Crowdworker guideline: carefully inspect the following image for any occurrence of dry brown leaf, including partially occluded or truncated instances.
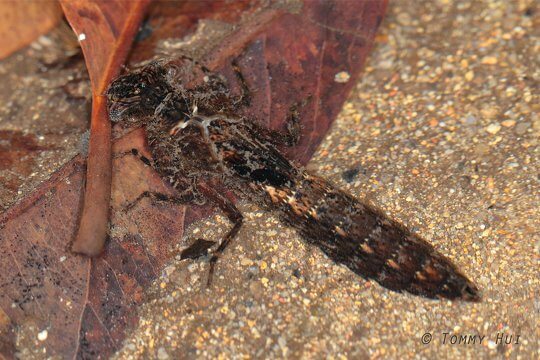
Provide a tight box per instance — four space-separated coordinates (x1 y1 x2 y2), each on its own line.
60 0 151 256
0 1 63 60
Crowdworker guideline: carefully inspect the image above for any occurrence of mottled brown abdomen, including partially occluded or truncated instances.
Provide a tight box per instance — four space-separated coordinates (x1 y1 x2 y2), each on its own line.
260 172 480 301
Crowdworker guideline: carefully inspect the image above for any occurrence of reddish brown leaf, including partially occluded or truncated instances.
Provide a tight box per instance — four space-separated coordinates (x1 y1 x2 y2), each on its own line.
60 0 151 256
0 0 387 357
0 307 15 358
0 129 186 358
0 1 63 60
209 0 386 164
0 131 57 204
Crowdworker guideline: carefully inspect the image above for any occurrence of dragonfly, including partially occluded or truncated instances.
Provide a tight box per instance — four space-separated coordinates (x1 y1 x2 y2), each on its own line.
106 55 480 301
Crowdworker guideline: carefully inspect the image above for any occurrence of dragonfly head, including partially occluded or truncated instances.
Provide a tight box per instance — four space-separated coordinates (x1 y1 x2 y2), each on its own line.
107 61 170 126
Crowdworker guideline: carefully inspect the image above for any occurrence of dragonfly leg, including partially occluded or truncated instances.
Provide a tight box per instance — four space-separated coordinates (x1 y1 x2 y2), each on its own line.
197 183 244 287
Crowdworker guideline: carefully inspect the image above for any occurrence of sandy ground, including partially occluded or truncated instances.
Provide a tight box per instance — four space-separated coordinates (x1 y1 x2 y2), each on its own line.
113 1 539 359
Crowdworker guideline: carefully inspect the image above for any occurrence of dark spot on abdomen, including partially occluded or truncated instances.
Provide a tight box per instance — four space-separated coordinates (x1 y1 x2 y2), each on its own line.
250 168 288 187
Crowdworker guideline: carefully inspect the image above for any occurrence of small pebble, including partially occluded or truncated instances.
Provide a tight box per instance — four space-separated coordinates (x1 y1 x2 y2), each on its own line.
481 56 498 65
515 122 529 135
501 120 516 127
486 123 501 134
37 330 48 341
334 71 351 83
465 114 477 125
157 347 169 360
